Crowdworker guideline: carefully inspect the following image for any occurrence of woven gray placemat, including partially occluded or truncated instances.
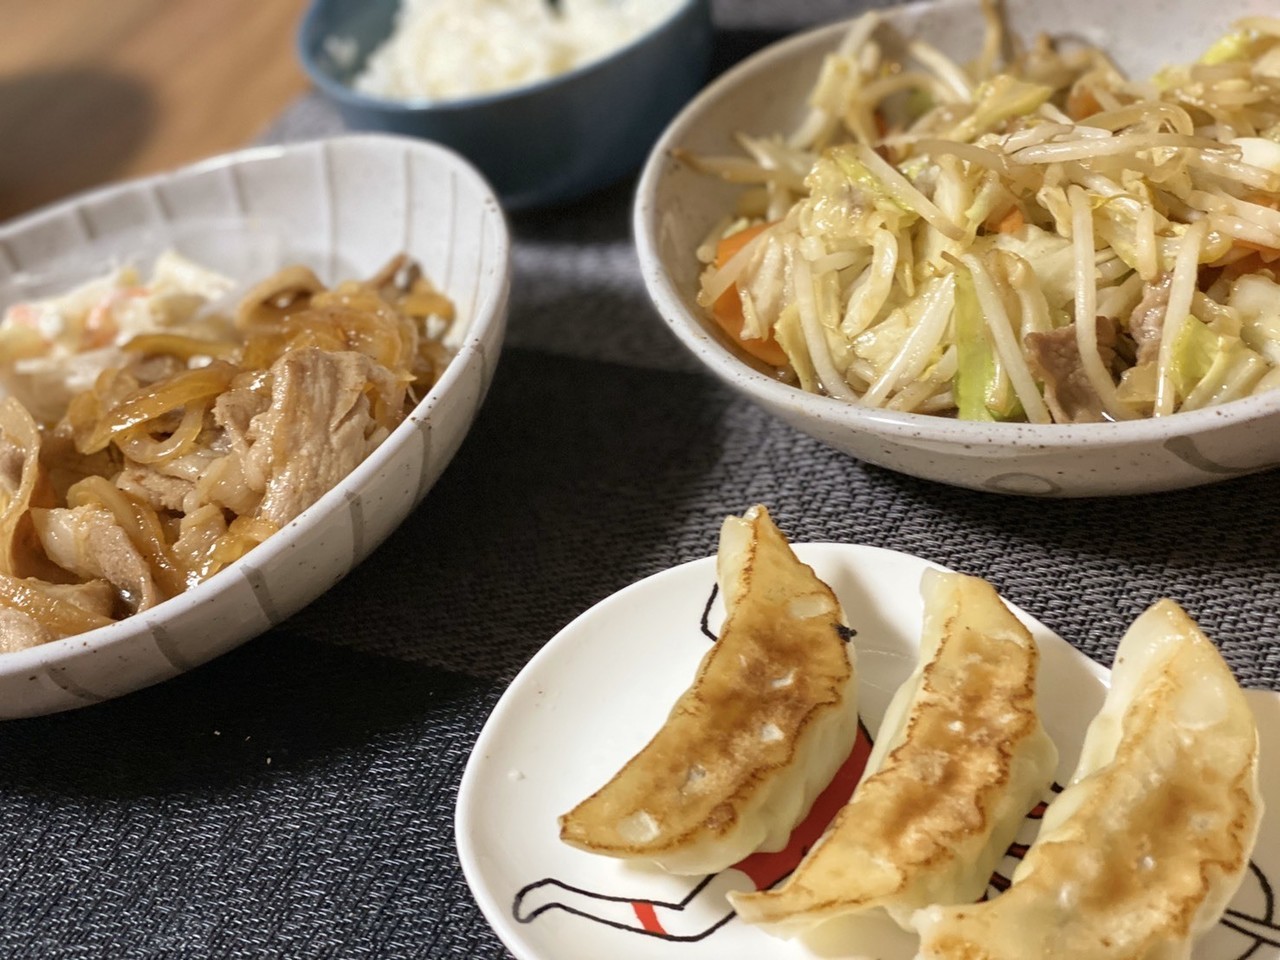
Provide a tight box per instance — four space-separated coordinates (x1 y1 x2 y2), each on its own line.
296 347 1280 690
1 2 1278 958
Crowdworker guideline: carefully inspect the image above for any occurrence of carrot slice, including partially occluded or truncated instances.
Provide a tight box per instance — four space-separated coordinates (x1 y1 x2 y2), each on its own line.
1066 87 1102 121
711 224 789 367
873 109 889 140
987 206 1025 234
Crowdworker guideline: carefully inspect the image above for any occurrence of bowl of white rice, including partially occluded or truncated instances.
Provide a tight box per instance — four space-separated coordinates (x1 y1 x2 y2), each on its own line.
299 0 713 209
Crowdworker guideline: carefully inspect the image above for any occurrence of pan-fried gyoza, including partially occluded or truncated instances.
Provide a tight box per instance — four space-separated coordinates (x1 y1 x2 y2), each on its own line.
559 505 859 875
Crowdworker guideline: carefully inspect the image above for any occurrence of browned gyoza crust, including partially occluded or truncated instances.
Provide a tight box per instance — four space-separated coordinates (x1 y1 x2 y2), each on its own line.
730 571 1057 935
558 505 857 875
914 600 1262 960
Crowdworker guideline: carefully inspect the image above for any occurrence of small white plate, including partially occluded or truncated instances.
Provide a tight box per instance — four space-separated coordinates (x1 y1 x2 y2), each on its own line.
456 544 1280 960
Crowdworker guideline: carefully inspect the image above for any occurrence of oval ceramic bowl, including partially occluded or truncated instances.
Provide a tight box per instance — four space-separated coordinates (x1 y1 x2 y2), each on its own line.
635 0 1280 497
0 134 510 718
298 0 713 210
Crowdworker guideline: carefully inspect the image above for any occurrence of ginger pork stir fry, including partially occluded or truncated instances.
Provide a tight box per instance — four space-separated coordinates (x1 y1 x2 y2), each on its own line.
688 8 1280 422
0 253 455 651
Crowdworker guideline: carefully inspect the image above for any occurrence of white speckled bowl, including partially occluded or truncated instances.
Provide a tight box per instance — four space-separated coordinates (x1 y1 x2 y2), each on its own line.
635 0 1280 497
0 134 509 717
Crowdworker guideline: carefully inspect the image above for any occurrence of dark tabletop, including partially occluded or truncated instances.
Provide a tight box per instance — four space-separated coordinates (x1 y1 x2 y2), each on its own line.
2 1 1279 957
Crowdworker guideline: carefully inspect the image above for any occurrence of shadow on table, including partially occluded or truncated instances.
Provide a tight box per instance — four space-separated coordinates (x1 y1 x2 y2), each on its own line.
283 348 736 679
0 68 155 221
0 636 495 799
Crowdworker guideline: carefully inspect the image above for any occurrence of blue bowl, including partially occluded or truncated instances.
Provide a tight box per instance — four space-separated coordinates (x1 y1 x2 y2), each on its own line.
298 0 713 210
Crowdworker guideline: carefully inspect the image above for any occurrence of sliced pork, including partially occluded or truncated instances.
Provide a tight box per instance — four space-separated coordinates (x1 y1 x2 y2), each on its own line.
0 579 115 653
32 505 163 612
242 348 403 526
1025 317 1119 424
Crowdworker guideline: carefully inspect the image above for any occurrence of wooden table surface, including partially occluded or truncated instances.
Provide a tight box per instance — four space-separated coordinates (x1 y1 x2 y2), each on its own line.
0 0 313 222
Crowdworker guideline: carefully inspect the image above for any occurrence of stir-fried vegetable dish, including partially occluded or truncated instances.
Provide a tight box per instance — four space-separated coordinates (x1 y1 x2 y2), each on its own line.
0 253 455 651
687 6 1280 423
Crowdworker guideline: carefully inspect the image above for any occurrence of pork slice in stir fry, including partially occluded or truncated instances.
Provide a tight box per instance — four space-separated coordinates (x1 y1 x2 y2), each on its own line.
115 463 195 514
0 254 457 649
0 399 52 579
31 504 165 613
0 606 52 653
1024 317 1120 424
244 348 406 527
0 580 114 653
116 421 230 516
